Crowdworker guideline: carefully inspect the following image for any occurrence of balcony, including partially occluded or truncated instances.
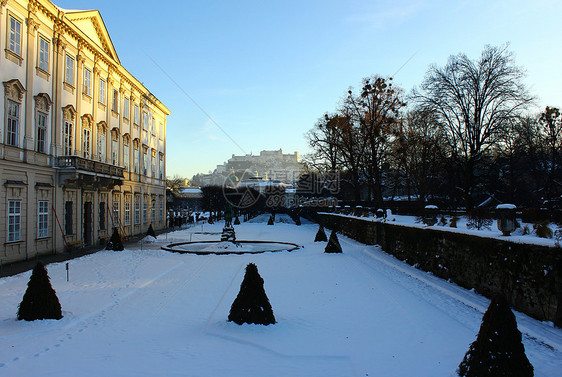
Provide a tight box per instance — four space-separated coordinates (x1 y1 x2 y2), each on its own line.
55 155 125 188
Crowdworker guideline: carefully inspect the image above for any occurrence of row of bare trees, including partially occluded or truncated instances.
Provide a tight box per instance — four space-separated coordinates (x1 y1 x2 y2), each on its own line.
305 44 561 210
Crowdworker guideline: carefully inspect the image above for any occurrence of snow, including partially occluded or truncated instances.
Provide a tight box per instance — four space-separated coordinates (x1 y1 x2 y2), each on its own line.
322 212 560 247
0 216 560 376
496 204 517 210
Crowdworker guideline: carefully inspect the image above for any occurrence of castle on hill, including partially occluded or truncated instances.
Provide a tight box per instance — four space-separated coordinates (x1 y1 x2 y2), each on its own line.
192 149 304 187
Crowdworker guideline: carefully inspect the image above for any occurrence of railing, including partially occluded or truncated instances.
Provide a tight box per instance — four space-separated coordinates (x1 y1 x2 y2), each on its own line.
55 155 125 178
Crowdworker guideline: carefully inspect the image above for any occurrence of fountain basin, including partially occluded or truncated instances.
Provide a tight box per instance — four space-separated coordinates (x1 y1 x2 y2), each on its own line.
162 240 301 255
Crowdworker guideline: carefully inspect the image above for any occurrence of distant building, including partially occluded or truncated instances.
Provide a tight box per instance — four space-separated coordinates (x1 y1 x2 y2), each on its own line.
0 0 170 264
193 149 304 187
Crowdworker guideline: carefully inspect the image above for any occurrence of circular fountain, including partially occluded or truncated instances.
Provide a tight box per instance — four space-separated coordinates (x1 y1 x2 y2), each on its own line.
161 240 301 255
161 224 301 255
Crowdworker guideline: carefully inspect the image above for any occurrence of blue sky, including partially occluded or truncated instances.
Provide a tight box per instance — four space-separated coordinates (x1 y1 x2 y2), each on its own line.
55 0 562 179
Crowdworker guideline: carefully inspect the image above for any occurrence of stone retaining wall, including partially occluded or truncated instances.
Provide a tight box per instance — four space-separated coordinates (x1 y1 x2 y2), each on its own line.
313 212 562 326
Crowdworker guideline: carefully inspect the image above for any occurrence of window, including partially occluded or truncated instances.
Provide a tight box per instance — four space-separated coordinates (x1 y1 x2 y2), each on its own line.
36 112 47 153
63 120 73 155
151 150 156 177
7 100 20 146
83 68 91 96
143 148 149 176
8 15 21 56
38 201 49 238
123 97 130 119
133 143 140 174
111 130 119 165
123 137 130 171
64 201 73 235
8 200 21 242
159 198 164 221
134 104 139 124
134 195 140 225
143 197 148 224
151 116 155 135
99 201 106 230
124 195 131 226
159 122 164 138
142 111 149 130
151 200 156 222
112 90 119 112
159 154 164 180
99 79 106 104
98 127 106 162
65 55 74 85
38 37 49 71
83 128 90 159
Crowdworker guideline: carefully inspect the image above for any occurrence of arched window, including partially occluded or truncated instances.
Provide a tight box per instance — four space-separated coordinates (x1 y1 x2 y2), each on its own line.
34 93 51 153
97 122 106 162
81 115 93 159
3 79 26 147
62 105 76 156
111 128 119 165
123 134 130 171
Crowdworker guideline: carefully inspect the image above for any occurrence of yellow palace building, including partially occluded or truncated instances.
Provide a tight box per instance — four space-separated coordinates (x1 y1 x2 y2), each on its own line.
0 0 170 264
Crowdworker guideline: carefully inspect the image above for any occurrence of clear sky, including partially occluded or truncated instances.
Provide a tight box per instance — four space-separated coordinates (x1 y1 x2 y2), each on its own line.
55 0 562 179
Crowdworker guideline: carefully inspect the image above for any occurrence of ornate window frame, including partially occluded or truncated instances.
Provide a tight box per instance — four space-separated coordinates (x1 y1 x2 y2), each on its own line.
81 114 93 159
34 93 51 153
97 121 107 162
4 79 25 147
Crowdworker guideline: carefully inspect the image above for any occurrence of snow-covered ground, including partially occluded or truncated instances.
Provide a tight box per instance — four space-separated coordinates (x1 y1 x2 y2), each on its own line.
1 214 560 377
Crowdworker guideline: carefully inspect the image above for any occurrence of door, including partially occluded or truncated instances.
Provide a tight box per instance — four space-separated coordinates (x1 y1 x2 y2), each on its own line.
84 202 92 246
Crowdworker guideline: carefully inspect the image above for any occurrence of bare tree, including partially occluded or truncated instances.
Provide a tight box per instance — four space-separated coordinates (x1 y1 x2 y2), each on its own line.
413 44 534 209
538 106 562 204
392 108 444 203
305 113 343 173
166 174 186 196
344 76 405 207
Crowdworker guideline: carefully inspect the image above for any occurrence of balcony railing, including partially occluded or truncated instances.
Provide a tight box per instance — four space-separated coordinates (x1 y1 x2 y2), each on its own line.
55 155 125 178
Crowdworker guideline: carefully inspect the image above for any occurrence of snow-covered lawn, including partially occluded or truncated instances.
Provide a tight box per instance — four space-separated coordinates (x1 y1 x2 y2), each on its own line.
1 215 560 377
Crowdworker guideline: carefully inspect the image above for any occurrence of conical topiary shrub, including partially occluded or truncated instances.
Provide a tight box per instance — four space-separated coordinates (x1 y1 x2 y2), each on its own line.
325 230 343 253
294 216 301 225
234 216 240 225
458 295 533 377
146 223 157 238
106 227 124 251
267 215 275 225
228 263 276 325
315 225 328 242
17 262 62 321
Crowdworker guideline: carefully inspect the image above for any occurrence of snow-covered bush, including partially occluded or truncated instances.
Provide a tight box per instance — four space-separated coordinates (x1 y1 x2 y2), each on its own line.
106 227 124 251
18 262 63 321
466 209 492 230
228 263 276 325
449 216 459 228
458 295 533 377
314 225 327 242
325 230 343 253
533 221 553 239
146 223 157 239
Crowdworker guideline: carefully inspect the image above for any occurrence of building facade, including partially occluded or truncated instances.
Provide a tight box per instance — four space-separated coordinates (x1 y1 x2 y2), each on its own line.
0 0 170 264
